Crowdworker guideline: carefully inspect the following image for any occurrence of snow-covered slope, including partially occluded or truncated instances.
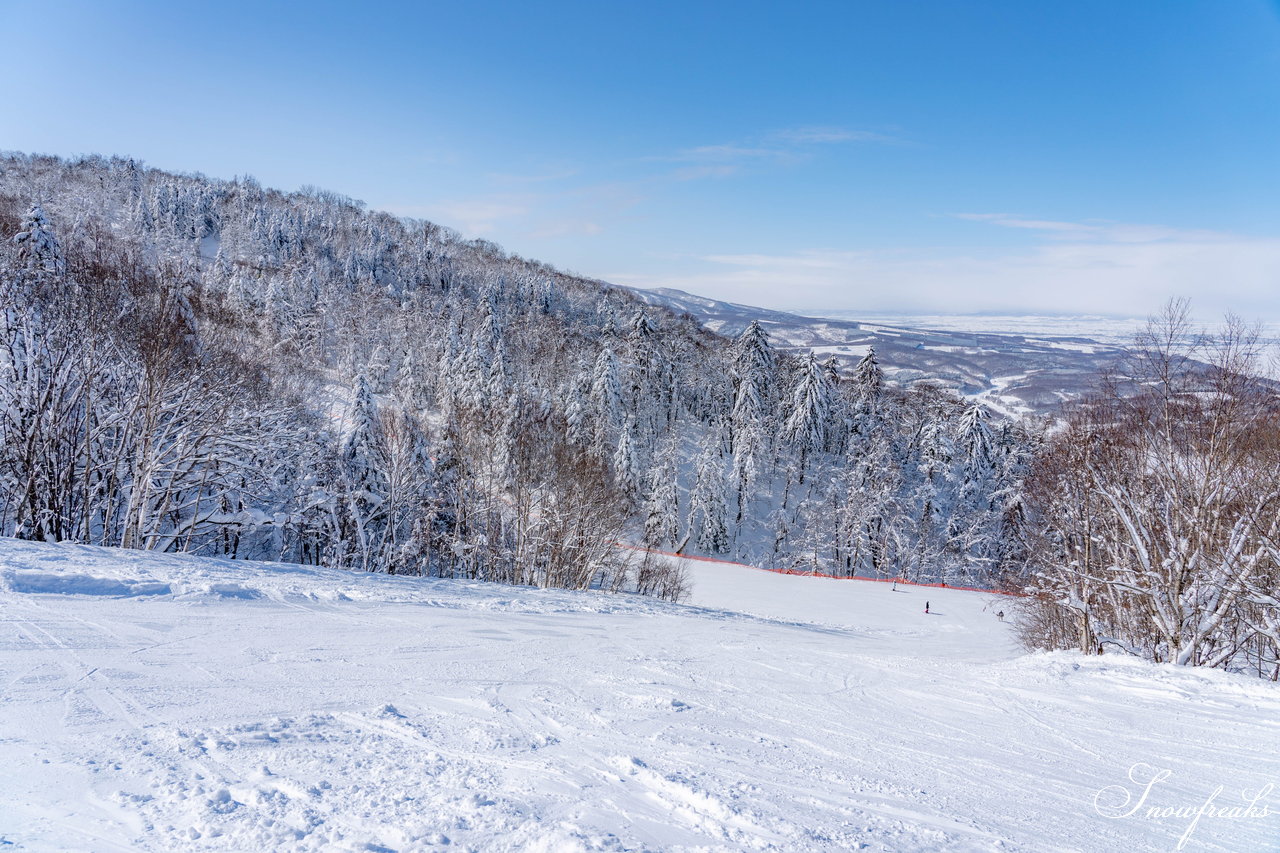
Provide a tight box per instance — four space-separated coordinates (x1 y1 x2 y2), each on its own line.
626 287 1127 417
2 539 1277 851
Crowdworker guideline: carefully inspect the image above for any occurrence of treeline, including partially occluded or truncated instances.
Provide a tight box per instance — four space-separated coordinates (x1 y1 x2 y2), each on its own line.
1 153 1029 602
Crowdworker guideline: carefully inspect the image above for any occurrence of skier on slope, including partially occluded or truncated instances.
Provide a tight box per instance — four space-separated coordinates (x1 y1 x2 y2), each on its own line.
925 601 930 615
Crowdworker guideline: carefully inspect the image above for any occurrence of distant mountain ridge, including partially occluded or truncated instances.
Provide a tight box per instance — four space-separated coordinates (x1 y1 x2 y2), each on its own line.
625 286 1126 417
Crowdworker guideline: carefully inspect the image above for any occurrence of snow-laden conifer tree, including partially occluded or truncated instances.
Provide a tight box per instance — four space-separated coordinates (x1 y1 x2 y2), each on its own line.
790 482 845 574
564 373 593 447
477 299 509 405
907 411 954 580
340 376 388 570
782 352 833 480
852 347 883 401
589 348 623 458
731 425 760 527
821 355 847 455
688 437 730 554
643 438 681 548
956 403 994 500
12 205 64 276
837 438 904 578
612 417 640 498
626 310 670 443
730 320 775 444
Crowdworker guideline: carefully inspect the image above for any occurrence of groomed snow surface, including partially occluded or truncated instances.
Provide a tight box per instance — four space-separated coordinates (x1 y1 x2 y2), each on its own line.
2 540 1277 852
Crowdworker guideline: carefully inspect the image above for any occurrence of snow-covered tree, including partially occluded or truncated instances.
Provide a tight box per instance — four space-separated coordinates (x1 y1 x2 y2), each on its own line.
589 347 623 458
340 376 388 569
782 353 833 479
687 438 729 554
643 439 681 548
12 205 65 275
730 320 775 443
612 417 640 498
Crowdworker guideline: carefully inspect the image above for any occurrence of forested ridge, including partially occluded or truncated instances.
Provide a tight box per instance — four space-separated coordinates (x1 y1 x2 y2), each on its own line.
0 152 1031 601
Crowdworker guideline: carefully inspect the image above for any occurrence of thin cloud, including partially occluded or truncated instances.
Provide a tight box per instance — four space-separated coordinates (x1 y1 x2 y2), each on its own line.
669 164 742 181
396 179 643 240
953 213 1227 243
390 124 904 249
656 144 794 164
406 196 531 236
953 213 1101 234
526 219 605 239
767 126 897 145
655 125 896 171
485 168 580 184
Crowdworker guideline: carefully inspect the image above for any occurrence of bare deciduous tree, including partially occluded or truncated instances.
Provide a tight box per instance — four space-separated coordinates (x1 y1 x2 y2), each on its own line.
1018 301 1280 678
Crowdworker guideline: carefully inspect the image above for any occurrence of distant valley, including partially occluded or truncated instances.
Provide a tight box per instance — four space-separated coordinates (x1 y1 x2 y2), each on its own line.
627 287 1129 418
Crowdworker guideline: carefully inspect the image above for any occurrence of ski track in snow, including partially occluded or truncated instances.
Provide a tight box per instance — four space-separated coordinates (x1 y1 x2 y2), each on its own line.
1 539 1278 851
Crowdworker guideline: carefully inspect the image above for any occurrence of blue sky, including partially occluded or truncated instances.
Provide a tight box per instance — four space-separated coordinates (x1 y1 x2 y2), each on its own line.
4 1 1280 319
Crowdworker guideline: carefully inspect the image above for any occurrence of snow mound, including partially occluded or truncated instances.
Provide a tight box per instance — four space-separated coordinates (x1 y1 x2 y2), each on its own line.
3 570 171 597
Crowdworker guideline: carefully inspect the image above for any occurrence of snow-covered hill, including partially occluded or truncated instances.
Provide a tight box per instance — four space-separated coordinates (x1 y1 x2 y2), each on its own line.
2 539 1277 851
625 287 1126 417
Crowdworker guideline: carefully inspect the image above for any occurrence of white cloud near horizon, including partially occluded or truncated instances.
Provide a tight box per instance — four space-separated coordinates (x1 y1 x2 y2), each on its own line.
612 218 1280 321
